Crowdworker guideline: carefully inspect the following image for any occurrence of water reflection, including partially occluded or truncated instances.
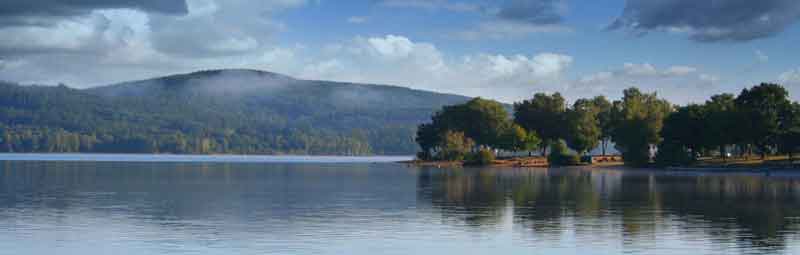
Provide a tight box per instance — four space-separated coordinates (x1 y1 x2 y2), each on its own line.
3 160 800 254
416 167 800 253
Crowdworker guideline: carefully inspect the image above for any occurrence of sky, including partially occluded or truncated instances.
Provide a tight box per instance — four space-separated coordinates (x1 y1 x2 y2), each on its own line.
0 0 799 104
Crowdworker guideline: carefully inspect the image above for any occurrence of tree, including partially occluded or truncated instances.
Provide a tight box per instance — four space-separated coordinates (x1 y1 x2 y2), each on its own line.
415 123 439 159
427 98 511 150
778 103 800 160
612 88 672 166
658 104 706 162
438 130 474 161
703 94 737 161
497 123 527 154
497 123 541 156
734 83 791 159
513 92 566 155
565 99 601 155
592 96 614 155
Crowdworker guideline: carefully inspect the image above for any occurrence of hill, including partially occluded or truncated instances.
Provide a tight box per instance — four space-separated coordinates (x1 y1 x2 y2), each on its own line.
0 69 470 155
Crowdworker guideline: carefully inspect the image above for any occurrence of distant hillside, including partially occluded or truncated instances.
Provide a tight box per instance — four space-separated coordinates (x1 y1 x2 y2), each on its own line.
0 69 470 155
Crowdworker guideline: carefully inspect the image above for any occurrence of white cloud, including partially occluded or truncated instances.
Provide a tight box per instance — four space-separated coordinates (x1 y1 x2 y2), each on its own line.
780 68 800 85
365 35 417 59
699 73 721 83
0 14 102 52
571 63 719 104
289 35 573 102
622 63 659 76
664 65 697 76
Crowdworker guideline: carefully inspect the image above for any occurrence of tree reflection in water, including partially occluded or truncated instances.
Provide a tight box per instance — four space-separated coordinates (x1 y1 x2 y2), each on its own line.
416 166 800 252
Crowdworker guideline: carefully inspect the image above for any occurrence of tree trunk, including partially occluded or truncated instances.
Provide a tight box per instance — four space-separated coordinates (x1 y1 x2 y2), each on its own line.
540 143 548 157
720 145 727 163
601 140 607 156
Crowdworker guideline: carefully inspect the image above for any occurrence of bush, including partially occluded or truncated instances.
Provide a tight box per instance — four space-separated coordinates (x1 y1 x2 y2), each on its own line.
548 140 581 166
654 141 692 166
467 148 496 166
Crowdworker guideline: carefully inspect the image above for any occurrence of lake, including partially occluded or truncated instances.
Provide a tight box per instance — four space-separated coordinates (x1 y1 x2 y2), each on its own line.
2 154 800 254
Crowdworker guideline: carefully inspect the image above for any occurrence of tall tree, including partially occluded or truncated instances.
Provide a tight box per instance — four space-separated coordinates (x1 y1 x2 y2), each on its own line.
658 104 706 163
734 83 791 159
565 99 601 155
612 88 672 166
513 92 566 155
703 94 736 160
591 96 614 155
778 103 800 160
415 123 439 159
430 97 510 149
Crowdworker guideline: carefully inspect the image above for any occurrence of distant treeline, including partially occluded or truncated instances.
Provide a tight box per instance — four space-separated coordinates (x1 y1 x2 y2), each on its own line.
0 75 463 155
416 83 800 166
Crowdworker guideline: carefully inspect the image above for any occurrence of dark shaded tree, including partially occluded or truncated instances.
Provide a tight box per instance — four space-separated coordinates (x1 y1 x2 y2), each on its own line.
592 96 614 155
513 92 566 155
565 99 601 155
703 94 737 160
611 88 672 166
734 83 791 159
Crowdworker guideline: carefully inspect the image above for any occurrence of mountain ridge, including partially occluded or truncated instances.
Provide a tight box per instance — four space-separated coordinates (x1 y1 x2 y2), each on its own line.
0 69 473 155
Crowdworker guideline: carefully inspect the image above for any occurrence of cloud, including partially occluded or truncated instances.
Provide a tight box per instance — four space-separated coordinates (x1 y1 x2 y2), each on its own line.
0 0 187 27
0 0 309 86
380 0 571 40
451 20 571 40
609 0 800 42
491 0 567 25
780 68 800 85
295 35 572 102
148 0 306 57
571 63 720 103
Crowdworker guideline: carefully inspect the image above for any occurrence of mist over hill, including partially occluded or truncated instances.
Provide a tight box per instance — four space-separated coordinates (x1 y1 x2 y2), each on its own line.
0 69 470 155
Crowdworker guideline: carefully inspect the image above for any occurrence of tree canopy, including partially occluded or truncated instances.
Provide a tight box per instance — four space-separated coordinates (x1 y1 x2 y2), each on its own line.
564 99 601 155
513 92 566 155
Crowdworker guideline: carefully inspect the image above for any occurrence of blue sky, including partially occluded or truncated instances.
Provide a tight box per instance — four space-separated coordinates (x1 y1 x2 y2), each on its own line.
0 0 799 104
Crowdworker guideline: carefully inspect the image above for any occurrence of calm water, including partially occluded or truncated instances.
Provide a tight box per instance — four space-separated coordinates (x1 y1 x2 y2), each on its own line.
2 155 800 254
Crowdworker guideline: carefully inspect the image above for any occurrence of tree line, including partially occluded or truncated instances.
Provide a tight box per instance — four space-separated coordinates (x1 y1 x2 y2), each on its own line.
416 83 799 166
0 80 431 155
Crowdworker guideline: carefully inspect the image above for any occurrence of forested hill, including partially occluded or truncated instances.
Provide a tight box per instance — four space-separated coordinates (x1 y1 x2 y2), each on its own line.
0 69 470 155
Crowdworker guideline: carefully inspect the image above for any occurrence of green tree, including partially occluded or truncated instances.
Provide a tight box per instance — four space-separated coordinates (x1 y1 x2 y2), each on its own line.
734 83 791 159
658 104 706 162
497 123 527 154
415 123 439 160
513 92 566 155
497 123 540 156
428 98 510 150
703 94 737 160
438 130 474 161
591 96 614 155
565 99 601 155
612 88 672 166
778 103 800 160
